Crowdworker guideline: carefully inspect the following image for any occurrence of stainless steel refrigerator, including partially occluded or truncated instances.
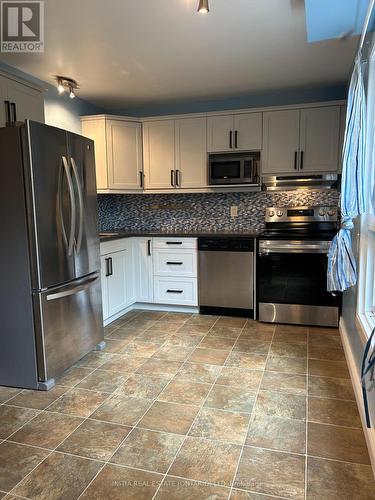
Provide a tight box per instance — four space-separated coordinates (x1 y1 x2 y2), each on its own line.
0 120 104 390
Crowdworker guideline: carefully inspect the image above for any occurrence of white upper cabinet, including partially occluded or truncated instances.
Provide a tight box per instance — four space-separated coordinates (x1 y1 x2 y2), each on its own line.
82 117 108 190
299 107 340 173
143 120 175 189
233 113 262 151
262 109 300 174
106 120 143 189
207 115 234 152
0 73 44 127
175 117 207 188
263 106 340 175
81 116 143 192
207 112 262 152
5 78 44 123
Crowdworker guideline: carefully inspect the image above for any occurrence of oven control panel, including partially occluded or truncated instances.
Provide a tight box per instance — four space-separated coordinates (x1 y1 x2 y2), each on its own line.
265 206 338 223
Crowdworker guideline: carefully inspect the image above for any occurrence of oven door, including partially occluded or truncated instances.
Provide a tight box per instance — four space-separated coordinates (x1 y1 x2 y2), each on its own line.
257 240 340 327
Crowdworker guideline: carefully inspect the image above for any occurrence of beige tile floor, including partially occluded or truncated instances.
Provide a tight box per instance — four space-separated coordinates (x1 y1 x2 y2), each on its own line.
0 310 374 499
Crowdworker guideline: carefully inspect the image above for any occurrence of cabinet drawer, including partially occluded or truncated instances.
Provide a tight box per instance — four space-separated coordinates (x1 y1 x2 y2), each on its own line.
100 238 130 256
153 237 197 249
153 249 197 277
153 277 198 306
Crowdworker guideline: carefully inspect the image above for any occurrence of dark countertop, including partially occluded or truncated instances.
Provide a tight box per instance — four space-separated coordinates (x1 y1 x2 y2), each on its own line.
99 230 262 242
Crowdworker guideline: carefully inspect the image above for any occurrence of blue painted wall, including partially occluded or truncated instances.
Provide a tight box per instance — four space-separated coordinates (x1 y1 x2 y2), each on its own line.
112 84 347 117
0 61 347 123
0 60 105 132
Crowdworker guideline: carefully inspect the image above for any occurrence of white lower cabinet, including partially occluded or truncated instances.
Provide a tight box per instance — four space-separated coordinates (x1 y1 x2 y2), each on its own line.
154 277 197 306
105 249 128 318
100 238 135 322
100 236 198 323
153 249 197 277
152 238 198 306
134 238 154 303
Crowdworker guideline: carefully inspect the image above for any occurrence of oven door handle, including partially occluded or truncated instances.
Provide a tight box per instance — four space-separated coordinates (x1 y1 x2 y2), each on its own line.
259 243 330 254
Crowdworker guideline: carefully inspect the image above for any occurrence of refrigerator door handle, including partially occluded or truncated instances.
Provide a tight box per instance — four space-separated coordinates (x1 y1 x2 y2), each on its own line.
60 156 76 256
46 273 99 301
70 157 84 254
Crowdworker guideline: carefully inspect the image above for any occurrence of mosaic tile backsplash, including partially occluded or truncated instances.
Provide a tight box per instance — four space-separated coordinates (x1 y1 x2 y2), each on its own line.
97 190 340 233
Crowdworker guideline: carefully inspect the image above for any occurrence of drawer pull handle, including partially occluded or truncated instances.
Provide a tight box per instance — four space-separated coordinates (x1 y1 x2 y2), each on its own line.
166 289 183 294
166 242 183 245
166 261 183 265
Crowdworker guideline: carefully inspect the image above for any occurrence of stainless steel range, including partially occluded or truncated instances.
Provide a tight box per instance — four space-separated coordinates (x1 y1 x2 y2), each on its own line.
257 206 341 327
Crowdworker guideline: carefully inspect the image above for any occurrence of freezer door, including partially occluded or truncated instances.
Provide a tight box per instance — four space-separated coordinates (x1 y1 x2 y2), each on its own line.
68 132 100 278
26 121 76 289
34 272 103 381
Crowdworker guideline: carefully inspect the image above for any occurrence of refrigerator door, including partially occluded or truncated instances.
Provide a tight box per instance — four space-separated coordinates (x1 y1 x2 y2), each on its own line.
26 121 76 289
34 272 103 382
68 132 100 278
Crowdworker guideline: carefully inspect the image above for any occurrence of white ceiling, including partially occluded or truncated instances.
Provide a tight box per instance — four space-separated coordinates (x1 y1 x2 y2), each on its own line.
0 0 358 110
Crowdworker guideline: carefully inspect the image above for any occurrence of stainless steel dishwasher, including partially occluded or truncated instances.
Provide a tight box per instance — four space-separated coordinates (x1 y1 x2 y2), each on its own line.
198 238 255 317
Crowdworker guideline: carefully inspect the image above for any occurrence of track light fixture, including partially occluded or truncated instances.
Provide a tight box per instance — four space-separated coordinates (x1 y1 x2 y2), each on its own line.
198 0 209 14
54 76 79 98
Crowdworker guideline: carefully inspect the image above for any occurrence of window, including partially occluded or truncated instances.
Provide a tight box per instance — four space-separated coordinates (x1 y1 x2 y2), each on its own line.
357 215 375 336
357 36 375 338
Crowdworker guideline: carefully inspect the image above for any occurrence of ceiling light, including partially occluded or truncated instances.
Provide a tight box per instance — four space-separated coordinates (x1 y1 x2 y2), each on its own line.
198 0 209 14
54 76 79 98
57 79 65 94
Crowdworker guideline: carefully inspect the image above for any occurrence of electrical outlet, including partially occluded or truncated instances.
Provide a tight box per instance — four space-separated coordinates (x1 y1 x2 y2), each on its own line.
230 205 238 218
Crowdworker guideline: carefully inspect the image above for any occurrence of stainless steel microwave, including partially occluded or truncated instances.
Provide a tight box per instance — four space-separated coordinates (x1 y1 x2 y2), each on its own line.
208 152 261 185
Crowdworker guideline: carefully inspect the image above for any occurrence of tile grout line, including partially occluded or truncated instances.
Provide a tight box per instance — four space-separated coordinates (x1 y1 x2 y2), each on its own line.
2 313 166 499
1 315 360 499
228 321 276 499
150 314 243 500
76 311 197 500
305 327 310 500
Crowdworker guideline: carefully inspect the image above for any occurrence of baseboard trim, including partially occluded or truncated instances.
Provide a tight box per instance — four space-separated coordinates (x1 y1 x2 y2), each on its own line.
103 302 199 325
340 318 375 476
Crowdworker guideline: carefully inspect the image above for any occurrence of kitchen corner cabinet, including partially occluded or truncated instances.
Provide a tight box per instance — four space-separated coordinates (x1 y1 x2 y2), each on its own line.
262 106 340 175
207 112 262 152
81 116 143 192
0 73 44 127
